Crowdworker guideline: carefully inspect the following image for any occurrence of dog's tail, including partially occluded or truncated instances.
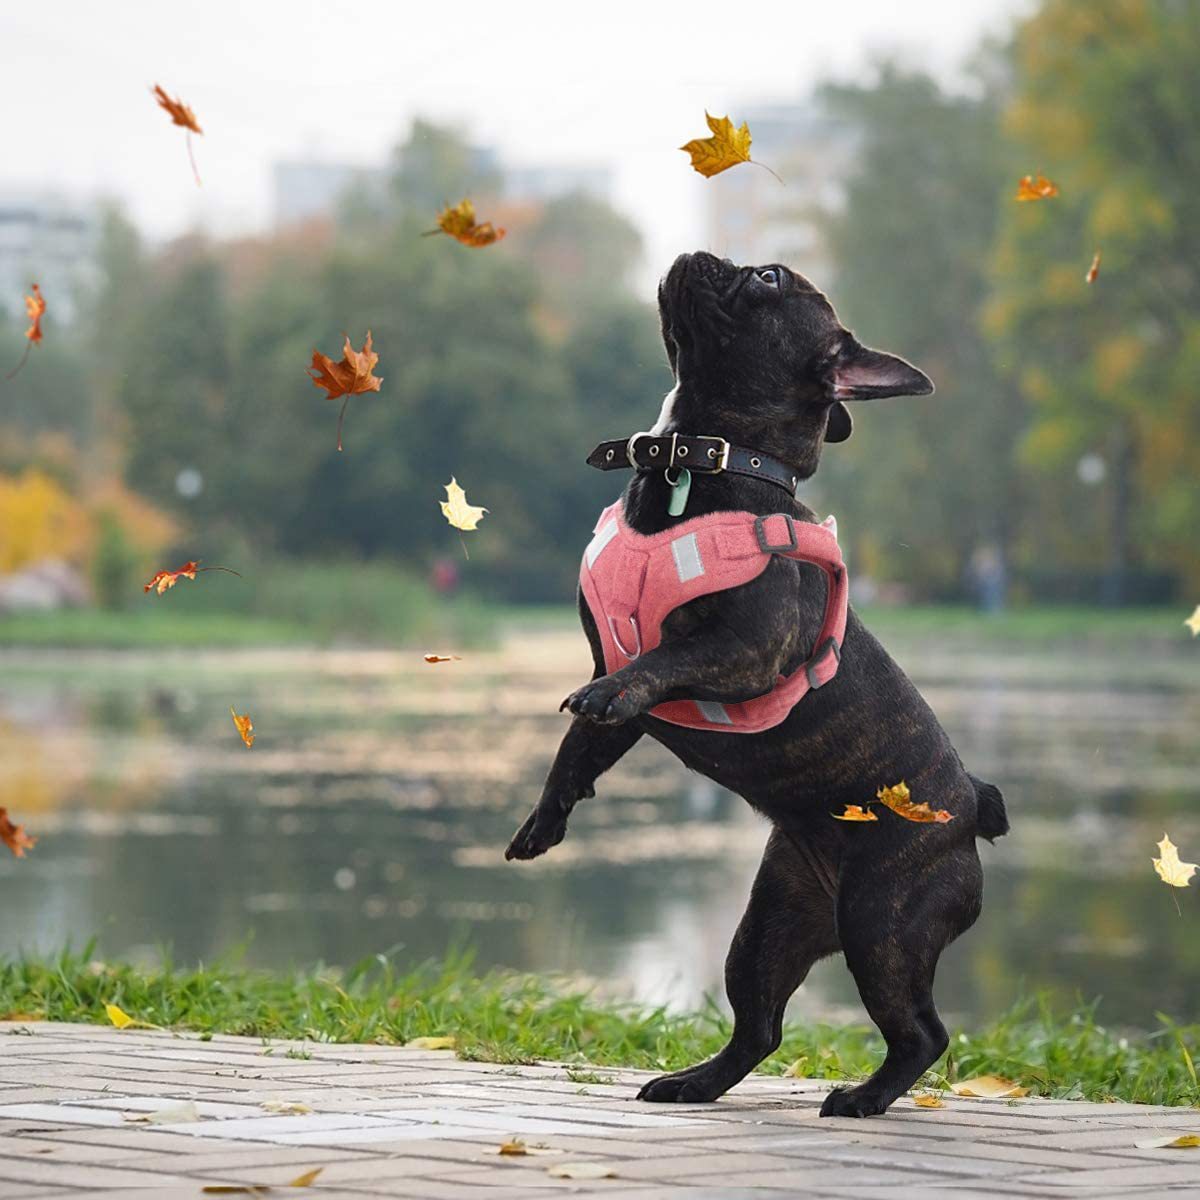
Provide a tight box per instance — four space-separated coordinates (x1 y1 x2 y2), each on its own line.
970 774 1009 842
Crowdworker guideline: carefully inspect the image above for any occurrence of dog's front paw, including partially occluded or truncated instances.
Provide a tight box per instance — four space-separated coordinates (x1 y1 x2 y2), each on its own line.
638 1067 723 1104
505 802 569 861
562 675 644 724
819 1085 889 1118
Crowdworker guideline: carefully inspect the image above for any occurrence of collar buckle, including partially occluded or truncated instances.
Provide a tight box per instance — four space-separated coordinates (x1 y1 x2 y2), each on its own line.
691 436 730 474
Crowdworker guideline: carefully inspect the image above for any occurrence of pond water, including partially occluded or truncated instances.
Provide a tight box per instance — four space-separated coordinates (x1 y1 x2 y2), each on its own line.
2 624 1198 1030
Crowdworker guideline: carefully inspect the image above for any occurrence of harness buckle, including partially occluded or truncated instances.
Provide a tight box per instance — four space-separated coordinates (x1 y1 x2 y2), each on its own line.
805 636 841 689
754 513 798 554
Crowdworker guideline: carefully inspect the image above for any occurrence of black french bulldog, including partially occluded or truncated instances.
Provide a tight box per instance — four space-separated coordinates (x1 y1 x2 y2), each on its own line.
506 251 1007 1118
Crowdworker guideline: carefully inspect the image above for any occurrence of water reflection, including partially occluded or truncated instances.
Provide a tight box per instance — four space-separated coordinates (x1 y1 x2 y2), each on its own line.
1 629 1198 1029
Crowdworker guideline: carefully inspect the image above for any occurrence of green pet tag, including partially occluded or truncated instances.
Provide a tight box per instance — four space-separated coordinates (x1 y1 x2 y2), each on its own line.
667 467 692 516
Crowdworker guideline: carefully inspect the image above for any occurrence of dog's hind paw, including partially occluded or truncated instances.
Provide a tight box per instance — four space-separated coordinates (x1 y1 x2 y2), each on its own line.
562 675 643 724
819 1085 890 1118
504 803 569 861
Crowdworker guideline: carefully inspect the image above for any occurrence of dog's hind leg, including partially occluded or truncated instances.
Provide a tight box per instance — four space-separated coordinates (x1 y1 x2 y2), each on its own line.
819 842 983 1118
639 827 839 1103
505 717 642 861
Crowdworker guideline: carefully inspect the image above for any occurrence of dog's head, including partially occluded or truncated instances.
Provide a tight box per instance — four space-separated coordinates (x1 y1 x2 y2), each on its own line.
657 251 932 474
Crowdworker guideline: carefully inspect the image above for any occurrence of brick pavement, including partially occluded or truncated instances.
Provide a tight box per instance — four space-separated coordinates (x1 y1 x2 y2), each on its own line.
2 1022 1199 1198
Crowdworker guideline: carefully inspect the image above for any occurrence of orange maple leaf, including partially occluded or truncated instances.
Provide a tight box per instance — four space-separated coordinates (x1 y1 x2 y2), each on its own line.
876 781 954 824
6 283 46 379
832 804 879 822
1015 173 1058 201
425 200 506 248
230 707 255 748
423 653 463 663
1085 251 1101 284
0 808 37 858
143 560 241 595
307 331 383 451
152 84 203 185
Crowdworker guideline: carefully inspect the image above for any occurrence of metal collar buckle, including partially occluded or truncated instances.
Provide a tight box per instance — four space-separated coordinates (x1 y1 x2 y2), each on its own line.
626 431 653 468
691 437 730 474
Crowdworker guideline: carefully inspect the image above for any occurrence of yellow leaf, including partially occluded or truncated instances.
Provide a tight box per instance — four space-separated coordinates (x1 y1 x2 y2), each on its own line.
547 1163 619 1179
105 1003 135 1029
1135 1133 1200 1149
231 707 255 749
1185 606 1200 637
123 1100 201 1124
1014 173 1059 201
680 112 753 178
439 478 487 532
913 1092 945 1108
287 1168 324 1187
407 1035 456 1050
782 1057 808 1077
876 781 954 824
498 1137 527 1156
950 1074 1029 1099
1153 834 1197 888
259 1100 313 1115
832 804 878 822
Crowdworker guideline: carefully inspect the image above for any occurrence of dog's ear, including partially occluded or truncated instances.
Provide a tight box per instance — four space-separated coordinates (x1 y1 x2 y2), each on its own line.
828 338 933 401
824 401 853 442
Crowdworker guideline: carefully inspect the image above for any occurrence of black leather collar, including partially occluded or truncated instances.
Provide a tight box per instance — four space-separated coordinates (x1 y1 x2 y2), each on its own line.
586 432 800 498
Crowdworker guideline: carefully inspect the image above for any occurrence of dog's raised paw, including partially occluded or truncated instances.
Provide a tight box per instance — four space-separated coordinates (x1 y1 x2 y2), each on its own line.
504 804 568 861
819 1085 888 1118
562 676 641 724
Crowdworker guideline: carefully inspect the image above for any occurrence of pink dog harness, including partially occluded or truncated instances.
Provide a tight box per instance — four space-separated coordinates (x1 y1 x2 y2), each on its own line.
579 501 849 733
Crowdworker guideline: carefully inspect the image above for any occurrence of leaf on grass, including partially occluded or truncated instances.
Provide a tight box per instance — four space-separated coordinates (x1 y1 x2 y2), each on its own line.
876 781 954 824
1184 606 1200 637
498 1137 527 1156
681 112 753 178
1015 173 1058 201
423 653 462 663
1135 1133 1200 1149
949 1074 1028 1099
832 804 878 822
307 331 383 451
406 1035 456 1050
123 1100 201 1124
913 1092 945 1108
105 1003 136 1029
0 808 37 858
259 1100 313 1115
547 1163 619 1179
231 708 255 749
1086 251 1101 284
440 478 487 532
1153 834 1197 888
782 1057 808 1077
426 199 506 247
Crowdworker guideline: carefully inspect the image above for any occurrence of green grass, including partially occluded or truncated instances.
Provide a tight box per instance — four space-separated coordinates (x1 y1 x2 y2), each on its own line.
3 949 1198 1107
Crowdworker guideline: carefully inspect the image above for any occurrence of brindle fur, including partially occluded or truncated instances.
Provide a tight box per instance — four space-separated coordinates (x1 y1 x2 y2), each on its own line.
506 252 1008 1118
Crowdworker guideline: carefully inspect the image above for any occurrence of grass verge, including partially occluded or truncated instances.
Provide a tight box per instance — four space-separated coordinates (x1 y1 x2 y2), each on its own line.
2 950 1198 1107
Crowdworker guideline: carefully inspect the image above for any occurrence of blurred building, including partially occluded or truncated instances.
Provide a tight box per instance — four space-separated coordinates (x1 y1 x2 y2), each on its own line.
272 161 388 228
503 164 612 203
0 189 100 325
702 100 857 283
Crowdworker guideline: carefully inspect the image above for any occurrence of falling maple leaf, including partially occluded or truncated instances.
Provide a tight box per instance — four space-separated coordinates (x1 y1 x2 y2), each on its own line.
681 112 754 178
913 1092 945 1109
5 284 46 379
307 331 383 451
425 199 506 247
143 560 240 595
440 478 487 560
1153 834 1197 888
1015 173 1059 201
876 782 954 824
423 653 462 663
1184 606 1200 637
1085 251 1101 284
231 707 255 748
832 804 879 822
152 84 203 186
949 1075 1028 1099
0 808 36 858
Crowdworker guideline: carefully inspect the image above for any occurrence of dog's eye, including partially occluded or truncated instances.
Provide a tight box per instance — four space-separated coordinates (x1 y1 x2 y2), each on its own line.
757 268 779 287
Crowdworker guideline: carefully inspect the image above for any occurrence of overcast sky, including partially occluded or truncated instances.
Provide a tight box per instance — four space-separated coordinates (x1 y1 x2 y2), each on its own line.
3 0 1027 298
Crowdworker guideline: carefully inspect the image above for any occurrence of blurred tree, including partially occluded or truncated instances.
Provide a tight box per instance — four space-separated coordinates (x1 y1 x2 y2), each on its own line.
987 0 1200 600
816 64 1015 602
390 118 504 216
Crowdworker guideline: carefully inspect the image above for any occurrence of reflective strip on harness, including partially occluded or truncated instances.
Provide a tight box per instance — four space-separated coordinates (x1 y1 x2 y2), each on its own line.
586 517 619 567
693 700 733 725
671 532 704 582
